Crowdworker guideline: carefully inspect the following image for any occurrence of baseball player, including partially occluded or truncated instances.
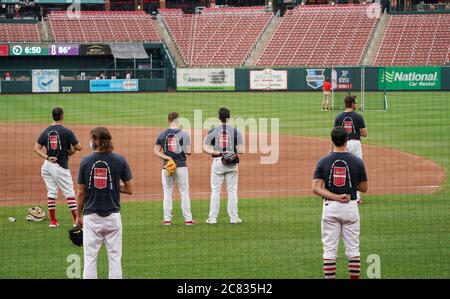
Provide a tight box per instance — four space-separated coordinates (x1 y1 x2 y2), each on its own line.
312 126 368 279
334 95 367 204
76 127 133 279
322 77 332 111
154 112 196 226
203 107 243 224
33 107 81 228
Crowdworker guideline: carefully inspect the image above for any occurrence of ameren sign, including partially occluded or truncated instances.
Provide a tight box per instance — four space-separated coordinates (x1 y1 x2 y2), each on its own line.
379 67 441 90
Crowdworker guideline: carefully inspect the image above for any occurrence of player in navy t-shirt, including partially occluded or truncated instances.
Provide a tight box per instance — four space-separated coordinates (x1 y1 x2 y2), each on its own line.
312 126 368 279
76 127 133 279
334 95 368 203
154 112 196 226
34 107 81 228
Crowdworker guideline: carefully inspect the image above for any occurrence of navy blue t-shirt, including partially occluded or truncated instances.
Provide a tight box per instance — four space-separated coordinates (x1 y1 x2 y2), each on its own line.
204 124 243 154
155 128 190 167
78 152 132 217
37 124 79 169
313 152 367 201
334 111 366 140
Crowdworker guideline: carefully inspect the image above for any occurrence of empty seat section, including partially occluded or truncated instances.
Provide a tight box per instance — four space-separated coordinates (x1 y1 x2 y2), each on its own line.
47 11 161 43
374 14 450 66
161 8 273 67
256 4 379 67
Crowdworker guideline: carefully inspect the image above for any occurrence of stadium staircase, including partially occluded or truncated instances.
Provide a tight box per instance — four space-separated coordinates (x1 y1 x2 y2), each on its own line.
38 20 53 42
157 15 186 67
363 13 390 66
244 11 282 66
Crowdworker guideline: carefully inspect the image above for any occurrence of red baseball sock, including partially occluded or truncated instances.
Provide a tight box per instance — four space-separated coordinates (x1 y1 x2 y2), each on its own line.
323 259 336 279
47 198 56 221
67 197 77 221
349 256 361 279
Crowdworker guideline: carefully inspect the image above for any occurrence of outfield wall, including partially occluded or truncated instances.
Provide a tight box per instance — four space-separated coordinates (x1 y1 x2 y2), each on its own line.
0 66 448 93
179 66 448 92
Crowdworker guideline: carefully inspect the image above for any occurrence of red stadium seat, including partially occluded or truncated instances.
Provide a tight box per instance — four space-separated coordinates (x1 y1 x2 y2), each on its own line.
256 4 379 67
0 23 40 42
374 14 450 66
161 8 273 67
47 11 161 43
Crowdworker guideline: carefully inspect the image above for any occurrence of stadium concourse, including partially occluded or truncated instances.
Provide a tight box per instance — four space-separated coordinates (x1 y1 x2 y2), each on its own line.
0 3 449 67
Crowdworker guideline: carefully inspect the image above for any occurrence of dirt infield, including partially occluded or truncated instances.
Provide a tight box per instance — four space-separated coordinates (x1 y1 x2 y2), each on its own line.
0 123 445 206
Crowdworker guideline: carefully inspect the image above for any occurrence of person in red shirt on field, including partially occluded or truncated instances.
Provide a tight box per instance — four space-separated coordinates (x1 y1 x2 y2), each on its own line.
4 71 12 81
322 78 332 111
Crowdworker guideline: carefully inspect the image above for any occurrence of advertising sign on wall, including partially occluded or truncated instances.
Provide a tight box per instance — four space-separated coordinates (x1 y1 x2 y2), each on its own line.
305 69 325 90
80 44 112 56
331 69 353 90
378 67 441 90
32 69 59 93
0 45 8 56
176 68 235 91
90 79 139 92
249 69 287 90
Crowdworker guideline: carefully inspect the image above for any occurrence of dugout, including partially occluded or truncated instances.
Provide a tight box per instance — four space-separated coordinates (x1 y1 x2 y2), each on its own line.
0 42 175 93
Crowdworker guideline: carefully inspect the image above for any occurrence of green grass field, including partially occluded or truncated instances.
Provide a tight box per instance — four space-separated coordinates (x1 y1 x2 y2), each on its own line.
0 91 449 278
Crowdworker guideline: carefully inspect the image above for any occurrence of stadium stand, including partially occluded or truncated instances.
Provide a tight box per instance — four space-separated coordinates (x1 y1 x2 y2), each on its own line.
201 6 268 14
161 8 273 67
158 8 184 16
373 14 450 66
256 4 380 67
47 11 161 43
0 23 40 42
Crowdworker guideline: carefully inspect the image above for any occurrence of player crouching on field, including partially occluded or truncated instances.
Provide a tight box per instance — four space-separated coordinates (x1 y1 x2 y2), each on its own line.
76 127 133 279
312 126 368 279
154 112 197 226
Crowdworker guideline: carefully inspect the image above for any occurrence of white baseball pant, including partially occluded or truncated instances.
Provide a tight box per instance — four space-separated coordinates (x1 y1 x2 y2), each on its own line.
83 212 122 279
41 160 76 198
208 158 239 221
161 167 193 222
346 139 362 159
321 200 360 260
346 139 363 200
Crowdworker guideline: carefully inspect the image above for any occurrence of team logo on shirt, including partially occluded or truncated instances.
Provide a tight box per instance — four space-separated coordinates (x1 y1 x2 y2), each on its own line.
342 117 354 134
49 135 59 150
165 133 181 153
88 160 113 190
94 167 108 189
333 166 347 187
47 131 61 151
219 130 229 149
168 136 177 152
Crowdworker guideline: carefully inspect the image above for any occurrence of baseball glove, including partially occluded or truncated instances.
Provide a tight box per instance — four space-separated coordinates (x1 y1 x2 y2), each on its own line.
67 145 76 156
26 206 46 222
221 152 239 166
68 225 83 247
163 158 177 176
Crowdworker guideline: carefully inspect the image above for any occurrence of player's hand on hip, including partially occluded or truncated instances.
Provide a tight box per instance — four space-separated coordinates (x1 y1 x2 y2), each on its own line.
48 157 58 163
335 194 351 203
